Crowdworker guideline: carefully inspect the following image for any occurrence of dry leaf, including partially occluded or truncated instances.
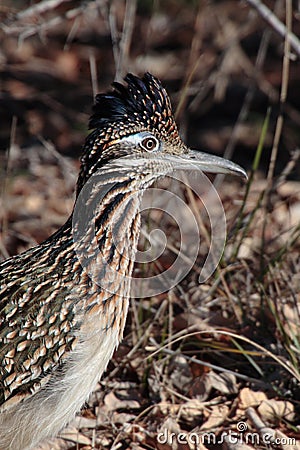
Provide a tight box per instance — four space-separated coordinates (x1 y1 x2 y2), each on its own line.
208 371 238 395
72 416 97 429
238 388 267 409
157 417 182 450
200 404 229 430
36 438 70 450
189 374 212 401
281 303 300 340
104 391 140 410
170 355 193 390
178 399 205 422
257 399 295 424
112 411 137 424
59 426 91 445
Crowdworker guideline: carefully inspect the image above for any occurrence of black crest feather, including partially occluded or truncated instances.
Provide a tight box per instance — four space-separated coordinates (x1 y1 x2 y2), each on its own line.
89 72 173 130
77 73 183 195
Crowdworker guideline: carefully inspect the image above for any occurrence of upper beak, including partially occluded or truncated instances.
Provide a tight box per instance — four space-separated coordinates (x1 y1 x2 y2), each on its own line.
176 149 248 179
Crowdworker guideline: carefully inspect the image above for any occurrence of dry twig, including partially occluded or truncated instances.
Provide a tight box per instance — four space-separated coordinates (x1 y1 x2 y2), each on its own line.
245 0 300 58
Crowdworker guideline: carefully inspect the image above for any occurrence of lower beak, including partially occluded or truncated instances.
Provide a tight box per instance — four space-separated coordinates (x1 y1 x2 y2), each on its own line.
174 150 247 179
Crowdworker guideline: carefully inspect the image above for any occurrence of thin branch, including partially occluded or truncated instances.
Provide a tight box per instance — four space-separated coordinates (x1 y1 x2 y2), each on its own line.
1 2 97 41
108 1 120 73
115 0 137 81
0 117 17 260
259 0 292 272
275 148 300 189
16 0 71 20
245 0 300 58
89 51 99 100
266 0 292 183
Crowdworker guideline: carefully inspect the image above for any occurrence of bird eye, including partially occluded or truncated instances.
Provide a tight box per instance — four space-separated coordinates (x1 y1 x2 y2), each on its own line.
140 136 159 152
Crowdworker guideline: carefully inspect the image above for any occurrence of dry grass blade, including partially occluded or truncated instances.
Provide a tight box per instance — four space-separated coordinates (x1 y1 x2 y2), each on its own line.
146 329 300 382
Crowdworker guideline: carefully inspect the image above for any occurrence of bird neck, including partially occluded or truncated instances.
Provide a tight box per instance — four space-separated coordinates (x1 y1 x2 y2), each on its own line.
72 170 143 298
71 155 174 298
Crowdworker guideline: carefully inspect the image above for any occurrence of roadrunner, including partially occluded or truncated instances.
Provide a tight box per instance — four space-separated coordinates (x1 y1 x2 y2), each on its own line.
0 73 246 449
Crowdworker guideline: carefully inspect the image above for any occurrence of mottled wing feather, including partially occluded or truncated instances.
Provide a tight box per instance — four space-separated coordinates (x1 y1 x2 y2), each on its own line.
0 241 80 408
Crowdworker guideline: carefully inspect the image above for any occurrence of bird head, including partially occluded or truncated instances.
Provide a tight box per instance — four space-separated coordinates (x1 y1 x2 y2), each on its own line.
76 72 246 194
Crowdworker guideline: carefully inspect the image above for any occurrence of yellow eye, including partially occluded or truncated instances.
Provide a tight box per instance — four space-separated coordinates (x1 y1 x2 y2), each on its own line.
141 136 159 152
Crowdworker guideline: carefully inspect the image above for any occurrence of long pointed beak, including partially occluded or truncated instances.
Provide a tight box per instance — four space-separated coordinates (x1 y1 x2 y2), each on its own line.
179 149 247 179
107 149 247 180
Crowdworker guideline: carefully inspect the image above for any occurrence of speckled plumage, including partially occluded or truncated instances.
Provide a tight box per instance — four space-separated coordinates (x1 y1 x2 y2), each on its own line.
0 73 246 450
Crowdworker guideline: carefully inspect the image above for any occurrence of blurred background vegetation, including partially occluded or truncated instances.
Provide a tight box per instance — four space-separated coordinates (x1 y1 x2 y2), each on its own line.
1 0 300 176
